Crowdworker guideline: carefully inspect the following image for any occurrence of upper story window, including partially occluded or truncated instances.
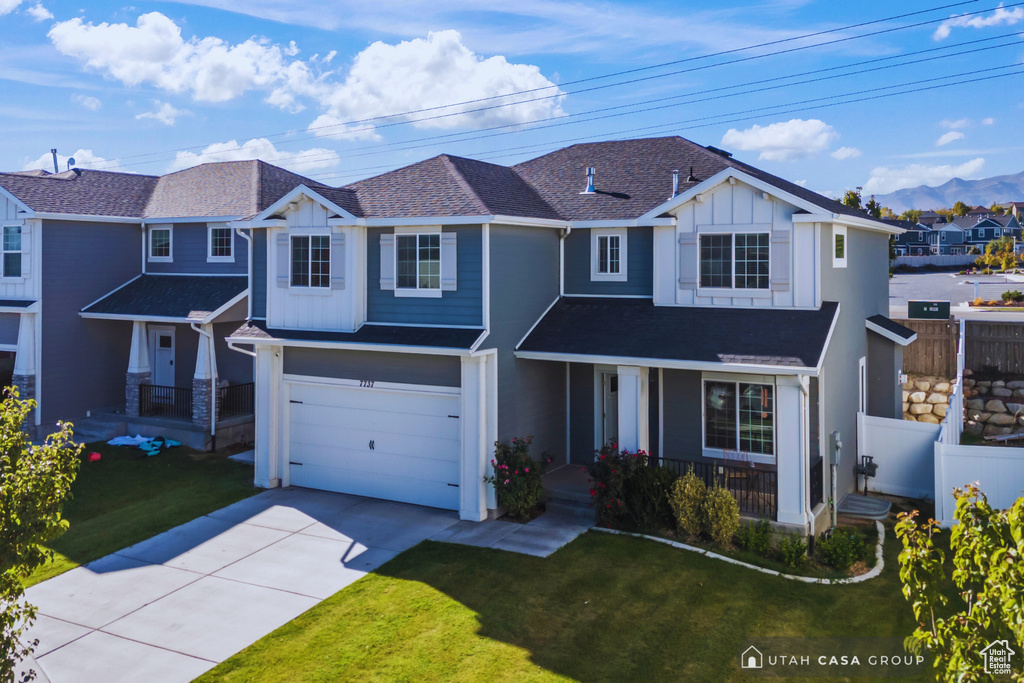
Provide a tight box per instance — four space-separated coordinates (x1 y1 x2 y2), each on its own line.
149 226 172 262
699 233 769 289
598 235 620 274
833 225 847 268
591 228 627 282
397 233 440 290
208 225 233 262
703 379 774 463
291 235 330 288
2 226 21 278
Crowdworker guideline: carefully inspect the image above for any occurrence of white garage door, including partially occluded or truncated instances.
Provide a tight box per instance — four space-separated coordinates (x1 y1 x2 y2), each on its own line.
286 379 461 510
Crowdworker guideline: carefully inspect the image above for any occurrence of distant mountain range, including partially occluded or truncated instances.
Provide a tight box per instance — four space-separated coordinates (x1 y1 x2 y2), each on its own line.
870 170 1024 213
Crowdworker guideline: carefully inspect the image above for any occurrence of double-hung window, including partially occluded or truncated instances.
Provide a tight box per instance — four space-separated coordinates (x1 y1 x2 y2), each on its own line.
699 233 769 289
591 228 627 281
2 226 21 278
291 235 330 288
396 233 441 291
149 226 172 261
704 379 775 462
208 225 233 261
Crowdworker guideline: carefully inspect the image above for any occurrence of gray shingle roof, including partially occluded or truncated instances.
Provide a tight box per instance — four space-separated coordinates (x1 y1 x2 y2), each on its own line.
0 169 158 217
229 320 484 349
518 297 838 368
82 275 247 320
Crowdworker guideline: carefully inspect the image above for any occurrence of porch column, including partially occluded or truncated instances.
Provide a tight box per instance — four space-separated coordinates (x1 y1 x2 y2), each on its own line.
12 312 36 431
776 376 807 527
125 321 150 417
192 327 213 428
254 345 282 489
616 366 649 453
460 354 493 522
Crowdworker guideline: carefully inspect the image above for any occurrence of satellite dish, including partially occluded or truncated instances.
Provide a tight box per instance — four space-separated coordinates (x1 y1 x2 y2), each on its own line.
67 157 76 169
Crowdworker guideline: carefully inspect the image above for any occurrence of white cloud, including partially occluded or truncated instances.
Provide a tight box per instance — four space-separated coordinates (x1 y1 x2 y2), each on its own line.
934 3 1024 40
25 2 51 20
71 93 101 110
862 158 986 195
936 131 965 147
135 100 189 125
793 179 807 187
982 117 995 125
0 0 21 17
941 118 970 129
831 146 861 160
22 148 122 172
309 30 565 137
168 138 339 174
720 118 838 162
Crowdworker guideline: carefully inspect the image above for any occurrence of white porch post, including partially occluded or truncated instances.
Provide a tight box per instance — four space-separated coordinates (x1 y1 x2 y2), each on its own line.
254 345 282 488
616 365 649 453
125 321 150 417
460 354 492 522
775 376 807 526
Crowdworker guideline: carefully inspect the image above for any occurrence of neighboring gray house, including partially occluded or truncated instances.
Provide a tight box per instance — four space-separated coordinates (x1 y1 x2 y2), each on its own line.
0 160 319 446
231 136 914 534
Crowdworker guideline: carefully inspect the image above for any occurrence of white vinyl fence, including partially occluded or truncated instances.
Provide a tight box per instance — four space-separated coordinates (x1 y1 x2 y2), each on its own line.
894 254 977 268
934 443 1024 525
857 413 939 499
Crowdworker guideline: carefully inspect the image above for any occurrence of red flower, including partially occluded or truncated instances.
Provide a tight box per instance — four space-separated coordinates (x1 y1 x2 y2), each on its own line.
590 489 596 496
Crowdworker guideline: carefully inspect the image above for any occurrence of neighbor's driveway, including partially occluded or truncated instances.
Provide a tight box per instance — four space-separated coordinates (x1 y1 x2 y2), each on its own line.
22 488 460 683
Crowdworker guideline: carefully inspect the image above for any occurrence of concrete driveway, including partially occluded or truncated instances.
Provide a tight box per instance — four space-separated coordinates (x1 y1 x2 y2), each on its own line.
20 488 460 683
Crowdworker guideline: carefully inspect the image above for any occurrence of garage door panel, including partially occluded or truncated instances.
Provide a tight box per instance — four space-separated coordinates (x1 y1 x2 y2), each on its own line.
285 380 462 511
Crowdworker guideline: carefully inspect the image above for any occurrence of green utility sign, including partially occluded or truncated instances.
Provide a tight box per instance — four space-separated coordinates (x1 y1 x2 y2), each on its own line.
908 300 950 319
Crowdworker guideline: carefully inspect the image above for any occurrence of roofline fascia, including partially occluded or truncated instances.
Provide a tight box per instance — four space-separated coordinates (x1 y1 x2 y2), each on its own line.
31 212 142 224
0 185 32 215
356 215 567 229
513 349 817 376
224 335 473 356
144 215 242 224
569 218 676 228
514 295 560 351
812 213 905 235
201 289 249 324
79 274 143 313
79 312 194 323
0 302 39 314
866 319 918 347
815 302 841 374
637 167 828 222
253 184 358 223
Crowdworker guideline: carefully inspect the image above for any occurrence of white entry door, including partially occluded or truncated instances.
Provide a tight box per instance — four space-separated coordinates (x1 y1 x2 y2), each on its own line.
286 379 461 510
148 327 175 387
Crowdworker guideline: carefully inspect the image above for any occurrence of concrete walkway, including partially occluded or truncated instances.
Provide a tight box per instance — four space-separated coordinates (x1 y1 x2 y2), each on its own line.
20 487 591 683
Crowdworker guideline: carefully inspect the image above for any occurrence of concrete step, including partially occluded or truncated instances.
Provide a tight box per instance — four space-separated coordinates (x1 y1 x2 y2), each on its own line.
545 496 597 523
72 417 126 444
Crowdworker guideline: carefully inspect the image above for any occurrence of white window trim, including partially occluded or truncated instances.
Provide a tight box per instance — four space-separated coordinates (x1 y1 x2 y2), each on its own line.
700 373 777 466
207 223 234 263
590 228 627 282
394 229 443 299
833 224 848 268
696 230 772 295
289 232 331 292
148 225 173 263
1 225 24 280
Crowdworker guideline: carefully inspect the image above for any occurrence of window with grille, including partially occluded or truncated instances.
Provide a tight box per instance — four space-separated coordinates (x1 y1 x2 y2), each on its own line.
291 235 330 287
2 226 21 278
150 227 171 260
209 227 233 259
396 233 441 290
699 233 769 289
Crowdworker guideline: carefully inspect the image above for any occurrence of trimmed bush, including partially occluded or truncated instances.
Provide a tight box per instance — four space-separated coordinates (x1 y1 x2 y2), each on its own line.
704 484 740 547
1002 290 1024 303
484 436 548 520
816 526 868 570
668 468 707 538
776 531 810 570
737 519 773 557
588 445 647 528
624 464 677 532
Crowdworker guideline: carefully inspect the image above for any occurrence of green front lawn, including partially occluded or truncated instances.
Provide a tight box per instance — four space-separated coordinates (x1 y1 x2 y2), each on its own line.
27 442 258 586
200 517 945 682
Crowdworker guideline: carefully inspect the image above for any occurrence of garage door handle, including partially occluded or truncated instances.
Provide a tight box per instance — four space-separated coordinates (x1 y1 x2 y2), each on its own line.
290 462 303 466
290 400 303 404
447 483 459 487
369 440 374 450
448 415 459 419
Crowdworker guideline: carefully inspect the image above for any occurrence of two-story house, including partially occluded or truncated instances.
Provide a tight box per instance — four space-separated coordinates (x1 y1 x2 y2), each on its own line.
231 136 913 536
0 160 320 447
889 219 930 255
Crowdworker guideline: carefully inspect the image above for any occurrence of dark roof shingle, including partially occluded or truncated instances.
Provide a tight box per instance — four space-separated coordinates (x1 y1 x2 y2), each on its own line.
229 320 484 349
82 275 247 320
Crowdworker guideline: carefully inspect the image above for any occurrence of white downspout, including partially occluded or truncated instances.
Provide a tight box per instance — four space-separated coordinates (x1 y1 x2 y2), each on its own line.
235 227 253 320
191 322 218 448
227 340 257 357
141 222 147 275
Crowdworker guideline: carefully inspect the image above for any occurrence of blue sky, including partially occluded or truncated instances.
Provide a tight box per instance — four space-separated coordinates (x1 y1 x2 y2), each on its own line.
0 0 1022 200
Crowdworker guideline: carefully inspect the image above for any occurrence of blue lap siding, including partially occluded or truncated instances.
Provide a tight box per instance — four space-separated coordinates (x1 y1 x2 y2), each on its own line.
563 226 653 296
146 223 248 275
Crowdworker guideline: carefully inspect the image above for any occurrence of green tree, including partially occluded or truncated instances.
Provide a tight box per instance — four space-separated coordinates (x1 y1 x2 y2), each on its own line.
991 203 1005 215
1 389 81 682
842 189 862 210
975 236 1018 271
864 196 883 219
896 484 1023 681
899 209 923 223
952 201 971 217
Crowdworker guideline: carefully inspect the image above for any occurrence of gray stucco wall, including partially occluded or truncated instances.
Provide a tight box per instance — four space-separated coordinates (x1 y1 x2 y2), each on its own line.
660 369 704 462
147 223 248 275
867 331 902 419
282 347 461 387
486 224 563 461
366 225 483 326
0 313 19 345
251 230 267 319
41 220 141 424
563 227 653 296
819 225 892 501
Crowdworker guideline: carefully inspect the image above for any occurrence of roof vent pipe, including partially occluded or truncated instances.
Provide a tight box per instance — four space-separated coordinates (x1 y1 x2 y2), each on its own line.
670 169 679 199
582 166 596 194
50 148 58 174
686 166 697 183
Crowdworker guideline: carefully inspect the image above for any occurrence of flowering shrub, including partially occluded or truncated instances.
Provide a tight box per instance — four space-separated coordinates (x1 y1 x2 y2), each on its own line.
588 444 647 527
483 436 547 520
668 468 707 539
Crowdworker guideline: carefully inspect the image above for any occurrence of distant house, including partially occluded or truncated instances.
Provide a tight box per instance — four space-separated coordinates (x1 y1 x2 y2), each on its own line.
917 211 941 227
1000 201 1024 219
967 205 992 218
887 219 930 256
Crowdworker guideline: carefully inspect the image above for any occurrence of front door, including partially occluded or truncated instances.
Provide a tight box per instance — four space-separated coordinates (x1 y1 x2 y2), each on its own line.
148 327 175 387
601 372 618 448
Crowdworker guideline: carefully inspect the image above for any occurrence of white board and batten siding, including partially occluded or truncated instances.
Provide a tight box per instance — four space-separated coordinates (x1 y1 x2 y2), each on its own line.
653 179 819 309
934 442 1024 526
285 377 462 511
857 412 939 500
0 197 39 302
265 196 365 331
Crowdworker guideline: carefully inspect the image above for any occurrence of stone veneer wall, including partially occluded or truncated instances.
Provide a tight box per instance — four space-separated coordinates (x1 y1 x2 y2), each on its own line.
902 375 954 425
962 375 1024 438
